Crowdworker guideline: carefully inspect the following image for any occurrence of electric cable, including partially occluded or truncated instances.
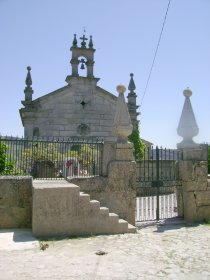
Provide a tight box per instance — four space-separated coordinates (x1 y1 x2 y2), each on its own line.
140 0 172 107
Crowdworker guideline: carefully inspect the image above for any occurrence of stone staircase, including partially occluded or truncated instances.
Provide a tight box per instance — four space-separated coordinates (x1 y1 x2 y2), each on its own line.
32 180 136 237
78 192 136 235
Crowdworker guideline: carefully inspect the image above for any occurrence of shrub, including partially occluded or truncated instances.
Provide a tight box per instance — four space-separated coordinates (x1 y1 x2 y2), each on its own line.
128 126 145 160
0 143 15 175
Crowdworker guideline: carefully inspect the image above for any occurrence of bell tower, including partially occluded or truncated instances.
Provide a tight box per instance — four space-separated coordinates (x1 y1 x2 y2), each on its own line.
66 33 96 83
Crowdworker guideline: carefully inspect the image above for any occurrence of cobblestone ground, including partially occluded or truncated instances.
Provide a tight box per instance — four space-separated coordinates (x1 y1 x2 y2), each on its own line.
0 220 209 280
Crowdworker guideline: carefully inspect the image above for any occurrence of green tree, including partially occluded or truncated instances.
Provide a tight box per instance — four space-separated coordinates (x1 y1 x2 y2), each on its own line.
208 146 210 174
128 125 145 160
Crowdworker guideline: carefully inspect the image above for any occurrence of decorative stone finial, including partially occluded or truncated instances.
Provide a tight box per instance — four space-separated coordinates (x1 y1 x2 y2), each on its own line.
22 66 33 106
177 88 199 148
128 73 136 92
89 35 93 49
112 84 133 143
25 66 32 87
72 34 77 47
183 87 192 97
116 84 126 94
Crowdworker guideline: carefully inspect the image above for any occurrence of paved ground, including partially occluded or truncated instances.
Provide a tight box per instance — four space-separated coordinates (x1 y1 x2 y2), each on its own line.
0 219 209 280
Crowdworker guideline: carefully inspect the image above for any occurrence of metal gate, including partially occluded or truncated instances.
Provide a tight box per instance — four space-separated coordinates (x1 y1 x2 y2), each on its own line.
136 147 181 222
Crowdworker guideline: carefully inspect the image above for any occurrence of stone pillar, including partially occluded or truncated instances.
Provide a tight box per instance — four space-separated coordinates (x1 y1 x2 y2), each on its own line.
86 60 94 78
107 84 136 225
70 58 79 77
177 88 210 222
178 145 210 222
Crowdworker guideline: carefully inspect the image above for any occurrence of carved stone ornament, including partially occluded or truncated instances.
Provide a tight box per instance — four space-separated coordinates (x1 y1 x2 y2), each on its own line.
77 123 90 136
177 88 199 148
112 84 133 143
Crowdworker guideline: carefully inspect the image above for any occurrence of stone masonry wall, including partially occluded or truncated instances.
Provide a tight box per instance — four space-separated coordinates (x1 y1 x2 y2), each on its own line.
0 176 32 228
178 145 210 222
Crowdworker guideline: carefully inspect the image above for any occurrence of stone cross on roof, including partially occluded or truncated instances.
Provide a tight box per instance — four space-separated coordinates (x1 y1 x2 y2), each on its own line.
80 34 88 48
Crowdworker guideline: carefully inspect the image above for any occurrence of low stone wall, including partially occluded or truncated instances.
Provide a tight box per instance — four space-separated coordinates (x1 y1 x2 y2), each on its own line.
0 176 32 228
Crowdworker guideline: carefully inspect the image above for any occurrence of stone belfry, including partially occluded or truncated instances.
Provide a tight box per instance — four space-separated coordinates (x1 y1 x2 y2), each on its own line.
66 33 96 82
127 73 139 131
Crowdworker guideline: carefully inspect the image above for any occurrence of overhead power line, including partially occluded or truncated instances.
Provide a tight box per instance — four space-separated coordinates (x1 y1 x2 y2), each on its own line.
140 0 172 107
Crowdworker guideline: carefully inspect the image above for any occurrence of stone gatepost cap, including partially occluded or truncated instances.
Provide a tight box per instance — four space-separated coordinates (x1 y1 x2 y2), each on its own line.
116 84 126 94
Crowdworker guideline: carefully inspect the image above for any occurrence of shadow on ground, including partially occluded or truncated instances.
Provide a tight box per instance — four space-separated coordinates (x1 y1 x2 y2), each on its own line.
0 229 37 243
136 217 200 232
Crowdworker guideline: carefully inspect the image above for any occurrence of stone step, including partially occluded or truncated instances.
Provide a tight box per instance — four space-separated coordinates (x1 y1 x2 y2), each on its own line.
89 200 100 212
32 180 135 237
79 193 90 204
108 213 119 224
99 207 109 217
127 223 137 234
118 219 129 233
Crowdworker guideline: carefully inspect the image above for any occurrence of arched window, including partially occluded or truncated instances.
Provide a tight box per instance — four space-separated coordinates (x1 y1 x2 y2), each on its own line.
78 56 87 77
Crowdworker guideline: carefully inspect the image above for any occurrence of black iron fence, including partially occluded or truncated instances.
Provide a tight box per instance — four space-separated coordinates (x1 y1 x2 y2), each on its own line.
0 136 104 179
136 146 180 221
136 146 179 182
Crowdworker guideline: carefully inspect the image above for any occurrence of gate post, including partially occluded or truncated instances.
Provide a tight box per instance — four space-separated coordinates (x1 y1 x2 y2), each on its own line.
177 145 209 222
105 84 136 225
177 88 210 222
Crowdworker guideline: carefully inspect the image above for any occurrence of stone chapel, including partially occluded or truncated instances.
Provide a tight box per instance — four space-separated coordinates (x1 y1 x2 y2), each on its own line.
20 33 140 141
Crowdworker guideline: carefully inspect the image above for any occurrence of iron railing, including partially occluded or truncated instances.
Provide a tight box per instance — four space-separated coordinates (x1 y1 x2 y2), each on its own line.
136 146 180 221
136 146 179 182
136 191 178 222
0 136 104 179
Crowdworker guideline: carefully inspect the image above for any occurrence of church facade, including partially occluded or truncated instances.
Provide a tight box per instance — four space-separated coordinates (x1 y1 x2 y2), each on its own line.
20 34 139 140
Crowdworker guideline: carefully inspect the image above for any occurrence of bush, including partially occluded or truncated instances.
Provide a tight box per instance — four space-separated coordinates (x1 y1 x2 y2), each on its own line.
0 143 15 175
208 146 210 174
128 126 145 160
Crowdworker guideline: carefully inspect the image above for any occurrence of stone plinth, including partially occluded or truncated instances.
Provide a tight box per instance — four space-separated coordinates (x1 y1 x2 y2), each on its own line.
115 142 134 161
107 160 136 225
32 181 80 237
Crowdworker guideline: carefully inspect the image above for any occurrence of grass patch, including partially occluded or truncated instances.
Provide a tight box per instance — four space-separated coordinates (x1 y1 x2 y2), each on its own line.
203 219 210 226
38 233 96 250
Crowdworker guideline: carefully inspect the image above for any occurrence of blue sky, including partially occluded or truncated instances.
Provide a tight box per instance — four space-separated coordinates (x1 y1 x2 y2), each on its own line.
0 0 209 148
